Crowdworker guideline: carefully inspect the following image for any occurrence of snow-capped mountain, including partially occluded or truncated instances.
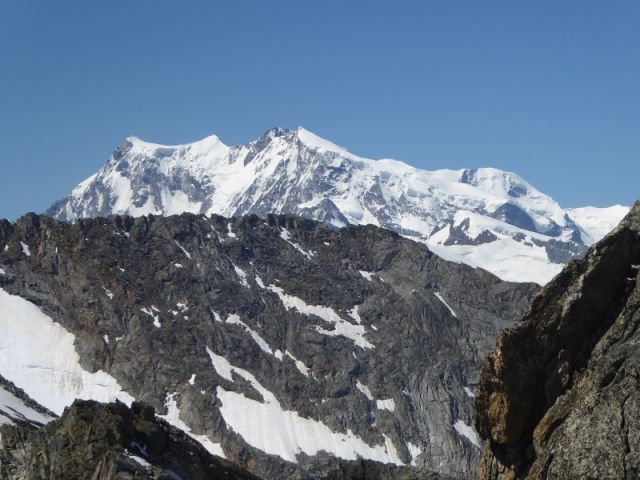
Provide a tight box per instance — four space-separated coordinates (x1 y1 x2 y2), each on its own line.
46 127 628 284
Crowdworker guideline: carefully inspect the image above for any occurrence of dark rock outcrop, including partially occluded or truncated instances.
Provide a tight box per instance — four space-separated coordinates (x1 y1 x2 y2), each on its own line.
325 459 449 480
0 399 261 480
476 201 640 479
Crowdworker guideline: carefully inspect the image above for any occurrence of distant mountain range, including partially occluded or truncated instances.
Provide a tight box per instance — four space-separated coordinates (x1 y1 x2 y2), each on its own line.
46 127 628 284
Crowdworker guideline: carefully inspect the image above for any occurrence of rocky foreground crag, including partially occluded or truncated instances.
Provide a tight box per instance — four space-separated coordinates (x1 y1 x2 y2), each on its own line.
476 201 640 479
0 399 262 480
0 213 538 479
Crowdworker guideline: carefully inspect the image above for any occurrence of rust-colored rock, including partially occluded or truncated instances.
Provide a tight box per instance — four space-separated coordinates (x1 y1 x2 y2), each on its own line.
477 201 640 480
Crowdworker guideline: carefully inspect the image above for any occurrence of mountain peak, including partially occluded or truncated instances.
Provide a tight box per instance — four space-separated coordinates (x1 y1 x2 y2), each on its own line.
295 126 353 157
260 126 292 138
122 133 227 153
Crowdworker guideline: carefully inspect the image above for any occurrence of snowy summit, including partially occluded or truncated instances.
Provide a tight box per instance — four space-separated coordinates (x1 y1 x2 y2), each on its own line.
47 127 628 284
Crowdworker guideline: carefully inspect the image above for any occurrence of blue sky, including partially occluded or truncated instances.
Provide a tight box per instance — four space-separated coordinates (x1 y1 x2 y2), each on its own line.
0 1 638 220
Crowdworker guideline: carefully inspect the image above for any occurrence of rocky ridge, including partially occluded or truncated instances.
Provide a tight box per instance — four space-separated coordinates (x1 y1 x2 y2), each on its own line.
476 201 640 479
0 213 538 479
0 399 262 480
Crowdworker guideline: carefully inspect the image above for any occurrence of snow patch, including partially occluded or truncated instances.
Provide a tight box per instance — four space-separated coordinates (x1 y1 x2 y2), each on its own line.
348 305 362 324
176 302 188 312
407 442 422 466
207 349 403 465
211 309 223 323
0 288 134 415
376 398 396 412
20 242 30 257
359 270 375 281
127 453 151 469
434 292 457 318
174 240 192 259
453 419 481 448
280 228 315 259
0 386 55 427
206 347 233 382
356 381 373 401
233 264 250 288
159 392 225 458
285 350 309 377
141 307 161 328
225 314 279 359
267 284 373 349
463 387 475 398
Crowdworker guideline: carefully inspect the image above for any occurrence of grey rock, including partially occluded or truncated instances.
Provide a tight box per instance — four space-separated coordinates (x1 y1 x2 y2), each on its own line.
0 399 262 480
0 213 538 479
487 204 536 233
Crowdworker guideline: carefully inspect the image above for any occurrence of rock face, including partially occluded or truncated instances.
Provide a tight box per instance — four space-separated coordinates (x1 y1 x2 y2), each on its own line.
476 201 640 479
44 127 628 284
0 213 538 479
0 399 262 480
325 460 448 480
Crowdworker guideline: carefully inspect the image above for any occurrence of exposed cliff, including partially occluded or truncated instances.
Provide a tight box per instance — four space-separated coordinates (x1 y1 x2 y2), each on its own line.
476 201 640 479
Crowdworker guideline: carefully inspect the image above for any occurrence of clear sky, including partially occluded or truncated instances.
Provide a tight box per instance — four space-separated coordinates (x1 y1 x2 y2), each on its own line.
0 1 638 220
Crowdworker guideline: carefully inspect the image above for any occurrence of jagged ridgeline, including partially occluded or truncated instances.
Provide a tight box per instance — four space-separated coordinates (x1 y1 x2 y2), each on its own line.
0 396 263 480
477 201 640 479
0 213 537 479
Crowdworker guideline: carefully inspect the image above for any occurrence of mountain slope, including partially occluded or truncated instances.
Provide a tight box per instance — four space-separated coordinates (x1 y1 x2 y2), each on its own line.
45 127 628 284
476 201 640 479
0 213 537 479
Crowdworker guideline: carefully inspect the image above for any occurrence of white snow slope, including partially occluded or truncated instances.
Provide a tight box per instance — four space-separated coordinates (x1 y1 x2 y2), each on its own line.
0 288 134 416
0 385 55 428
207 348 403 465
47 127 628 284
